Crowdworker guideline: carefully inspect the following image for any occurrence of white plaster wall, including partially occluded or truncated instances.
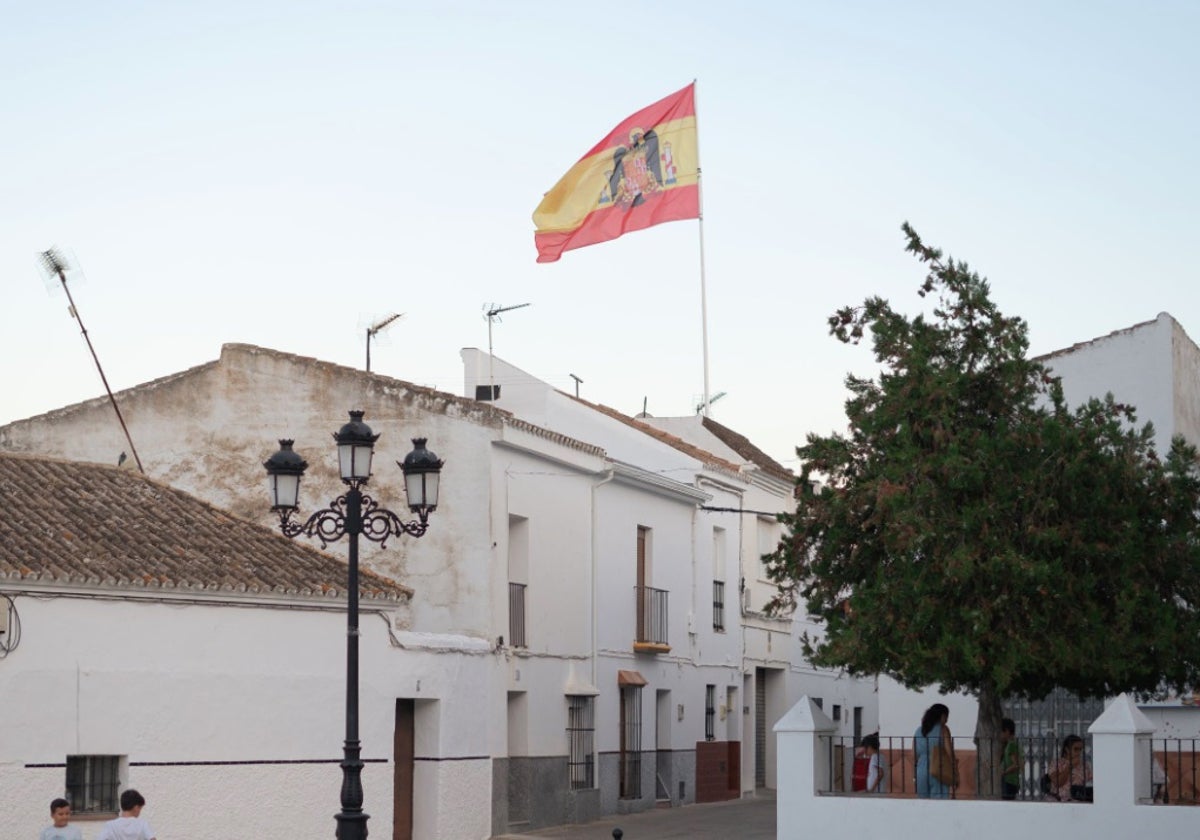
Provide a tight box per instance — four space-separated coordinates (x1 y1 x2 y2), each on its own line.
0 594 494 840
877 676 979 739
1170 317 1200 446
1042 313 1175 453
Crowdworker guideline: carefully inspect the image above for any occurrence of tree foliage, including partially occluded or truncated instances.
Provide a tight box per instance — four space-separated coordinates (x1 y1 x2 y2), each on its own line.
767 225 1200 728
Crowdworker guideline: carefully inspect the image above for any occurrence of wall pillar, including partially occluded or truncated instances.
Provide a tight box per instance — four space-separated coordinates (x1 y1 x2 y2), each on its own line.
773 695 836 834
1088 693 1154 807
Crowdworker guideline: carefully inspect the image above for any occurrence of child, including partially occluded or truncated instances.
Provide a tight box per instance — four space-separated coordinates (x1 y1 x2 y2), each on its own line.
1000 717 1021 800
96 789 156 840
862 733 886 793
40 798 82 840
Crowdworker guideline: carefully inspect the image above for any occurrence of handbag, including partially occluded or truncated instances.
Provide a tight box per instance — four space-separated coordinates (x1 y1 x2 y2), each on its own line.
929 732 958 786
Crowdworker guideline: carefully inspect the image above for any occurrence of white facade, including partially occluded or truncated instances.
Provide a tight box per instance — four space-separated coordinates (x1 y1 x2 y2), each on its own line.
463 348 876 799
0 582 494 840
3 340 819 836
637 413 879 790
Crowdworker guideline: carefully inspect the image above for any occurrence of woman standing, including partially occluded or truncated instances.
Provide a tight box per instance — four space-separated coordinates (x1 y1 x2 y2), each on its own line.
914 703 953 799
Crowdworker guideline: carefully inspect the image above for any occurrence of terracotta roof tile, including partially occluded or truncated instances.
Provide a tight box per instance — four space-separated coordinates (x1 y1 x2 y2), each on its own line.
561 394 744 475
699 416 794 482
0 452 409 602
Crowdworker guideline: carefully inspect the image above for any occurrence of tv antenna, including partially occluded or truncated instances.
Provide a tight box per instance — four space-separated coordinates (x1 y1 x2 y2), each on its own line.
39 248 145 474
695 390 728 416
365 312 404 372
569 373 583 398
482 302 530 401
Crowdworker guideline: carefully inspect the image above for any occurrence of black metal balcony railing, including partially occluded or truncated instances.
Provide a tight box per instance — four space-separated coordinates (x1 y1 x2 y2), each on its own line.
508 582 527 648
713 580 726 630
634 585 668 647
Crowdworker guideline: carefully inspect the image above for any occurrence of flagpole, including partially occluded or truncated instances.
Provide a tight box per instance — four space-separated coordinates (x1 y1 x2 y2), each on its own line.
693 78 712 417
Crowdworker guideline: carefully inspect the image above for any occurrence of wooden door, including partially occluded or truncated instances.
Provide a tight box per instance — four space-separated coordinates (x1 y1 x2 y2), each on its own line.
393 699 414 840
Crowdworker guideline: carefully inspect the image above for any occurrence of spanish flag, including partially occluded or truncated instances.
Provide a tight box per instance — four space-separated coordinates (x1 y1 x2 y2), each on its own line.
534 83 699 263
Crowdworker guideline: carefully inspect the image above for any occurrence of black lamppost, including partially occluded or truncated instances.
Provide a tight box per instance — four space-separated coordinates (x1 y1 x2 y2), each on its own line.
264 410 443 840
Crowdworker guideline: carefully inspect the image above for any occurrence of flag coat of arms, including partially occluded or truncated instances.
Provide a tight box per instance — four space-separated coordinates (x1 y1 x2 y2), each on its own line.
533 83 699 263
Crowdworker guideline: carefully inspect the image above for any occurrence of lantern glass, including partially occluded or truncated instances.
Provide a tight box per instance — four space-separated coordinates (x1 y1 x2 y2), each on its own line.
270 472 301 510
263 439 307 511
404 469 440 513
338 441 374 482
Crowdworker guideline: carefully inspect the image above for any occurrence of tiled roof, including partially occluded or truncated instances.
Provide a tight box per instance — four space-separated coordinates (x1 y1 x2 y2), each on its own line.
700 416 794 483
561 393 745 475
0 452 410 602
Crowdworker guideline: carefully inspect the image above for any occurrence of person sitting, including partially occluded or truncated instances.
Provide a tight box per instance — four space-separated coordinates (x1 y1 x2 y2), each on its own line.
1046 734 1092 802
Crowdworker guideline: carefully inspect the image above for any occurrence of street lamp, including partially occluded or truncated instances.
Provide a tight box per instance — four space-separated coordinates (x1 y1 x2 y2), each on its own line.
264 410 443 840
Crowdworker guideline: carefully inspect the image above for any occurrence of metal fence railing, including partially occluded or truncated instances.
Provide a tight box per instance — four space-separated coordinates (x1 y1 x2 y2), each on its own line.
818 734 1098 802
1148 738 1200 805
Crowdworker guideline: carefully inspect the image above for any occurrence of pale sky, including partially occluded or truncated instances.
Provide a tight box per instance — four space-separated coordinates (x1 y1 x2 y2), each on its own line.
2 2 1197 468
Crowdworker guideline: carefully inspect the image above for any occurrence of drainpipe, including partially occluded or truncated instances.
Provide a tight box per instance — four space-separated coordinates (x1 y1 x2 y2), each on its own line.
590 468 615 694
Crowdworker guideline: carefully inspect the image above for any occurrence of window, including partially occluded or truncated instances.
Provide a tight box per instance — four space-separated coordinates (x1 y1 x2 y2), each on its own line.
508 515 529 648
567 696 595 790
833 704 841 722
66 755 119 814
712 527 726 631
508 582 527 648
619 685 643 798
705 685 716 741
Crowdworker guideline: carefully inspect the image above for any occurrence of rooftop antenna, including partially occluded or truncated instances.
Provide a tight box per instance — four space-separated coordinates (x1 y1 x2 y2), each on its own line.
365 312 404 372
569 373 583 398
695 390 728 415
483 302 530 401
38 248 145 474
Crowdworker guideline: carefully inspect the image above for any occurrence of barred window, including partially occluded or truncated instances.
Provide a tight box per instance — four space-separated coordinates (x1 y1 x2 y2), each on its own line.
712 580 725 631
619 685 643 798
66 755 120 814
705 685 716 741
567 695 595 790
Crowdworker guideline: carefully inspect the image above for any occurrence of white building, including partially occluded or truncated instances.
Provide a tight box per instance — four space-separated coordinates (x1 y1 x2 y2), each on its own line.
462 349 878 796
0 450 498 840
2 340 836 836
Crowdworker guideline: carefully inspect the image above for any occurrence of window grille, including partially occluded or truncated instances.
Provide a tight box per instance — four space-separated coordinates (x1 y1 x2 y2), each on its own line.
567 695 595 790
508 581 527 648
620 686 643 798
712 580 725 631
705 685 716 741
66 755 119 814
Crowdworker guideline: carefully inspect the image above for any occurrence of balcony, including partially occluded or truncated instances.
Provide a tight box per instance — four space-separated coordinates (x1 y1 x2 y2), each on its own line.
634 585 670 653
508 582 527 648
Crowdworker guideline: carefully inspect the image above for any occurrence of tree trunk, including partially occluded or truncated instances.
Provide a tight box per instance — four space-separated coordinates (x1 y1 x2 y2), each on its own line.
974 681 1004 798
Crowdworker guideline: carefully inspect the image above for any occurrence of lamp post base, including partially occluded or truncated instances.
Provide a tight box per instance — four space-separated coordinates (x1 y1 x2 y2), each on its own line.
335 811 369 840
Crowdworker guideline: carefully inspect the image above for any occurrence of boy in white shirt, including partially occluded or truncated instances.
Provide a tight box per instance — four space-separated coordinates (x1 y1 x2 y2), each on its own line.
39 798 82 840
96 789 156 840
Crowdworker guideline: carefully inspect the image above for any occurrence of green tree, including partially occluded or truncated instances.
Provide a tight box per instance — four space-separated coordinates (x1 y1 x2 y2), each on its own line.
767 224 1200 793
